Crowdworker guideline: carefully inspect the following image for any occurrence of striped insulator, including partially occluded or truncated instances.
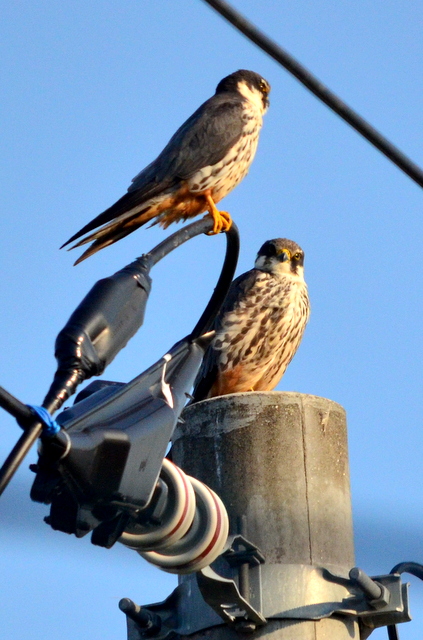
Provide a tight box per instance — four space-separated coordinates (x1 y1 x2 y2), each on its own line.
118 459 229 574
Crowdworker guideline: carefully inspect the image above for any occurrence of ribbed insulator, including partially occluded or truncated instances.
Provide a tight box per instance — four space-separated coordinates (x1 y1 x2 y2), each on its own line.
119 458 229 574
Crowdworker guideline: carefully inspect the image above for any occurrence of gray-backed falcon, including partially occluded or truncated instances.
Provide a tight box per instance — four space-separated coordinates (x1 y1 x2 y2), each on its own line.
191 238 310 401
61 70 270 264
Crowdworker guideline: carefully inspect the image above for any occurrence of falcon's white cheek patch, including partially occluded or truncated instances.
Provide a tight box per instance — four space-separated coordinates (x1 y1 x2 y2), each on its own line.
254 255 267 270
237 81 266 113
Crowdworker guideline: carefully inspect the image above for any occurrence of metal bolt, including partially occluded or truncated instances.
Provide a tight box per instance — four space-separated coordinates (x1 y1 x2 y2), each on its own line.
119 598 162 635
349 567 389 608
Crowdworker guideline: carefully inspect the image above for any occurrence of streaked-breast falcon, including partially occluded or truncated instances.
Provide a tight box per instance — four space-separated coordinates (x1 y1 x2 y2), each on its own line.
191 238 310 401
61 69 270 264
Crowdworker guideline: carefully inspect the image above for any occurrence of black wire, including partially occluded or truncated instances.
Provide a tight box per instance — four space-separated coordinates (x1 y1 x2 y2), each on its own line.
201 0 423 190
0 423 43 496
142 215 240 337
0 218 239 497
390 562 423 580
0 395 57 497
0 385 34 424
387 625 399 640
145 216 214 267
0 387 48 496
143 216 240 337
190 222 239 338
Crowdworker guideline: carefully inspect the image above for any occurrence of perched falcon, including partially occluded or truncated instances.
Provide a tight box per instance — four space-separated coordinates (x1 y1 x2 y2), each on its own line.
191 238 310 401
61 69 270 264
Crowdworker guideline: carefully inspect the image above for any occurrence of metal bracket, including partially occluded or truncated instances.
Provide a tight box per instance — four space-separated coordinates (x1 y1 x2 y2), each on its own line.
223 533 266 568
197 565 267 632
255 565 410 625
120 566 411 640
120 534 267 640
119 523 410 640
221 532 266 625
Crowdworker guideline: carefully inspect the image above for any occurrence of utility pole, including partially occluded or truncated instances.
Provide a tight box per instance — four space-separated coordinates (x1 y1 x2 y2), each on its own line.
0 220 414 638
171 391 358 639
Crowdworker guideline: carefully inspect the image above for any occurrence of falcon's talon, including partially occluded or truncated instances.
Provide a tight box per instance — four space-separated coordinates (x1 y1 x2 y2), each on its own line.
205 211 231 235
219 210 233 233
204 193 232 235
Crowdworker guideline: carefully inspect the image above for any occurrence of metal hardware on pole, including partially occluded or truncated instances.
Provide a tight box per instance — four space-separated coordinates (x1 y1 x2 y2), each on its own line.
171 391 359 639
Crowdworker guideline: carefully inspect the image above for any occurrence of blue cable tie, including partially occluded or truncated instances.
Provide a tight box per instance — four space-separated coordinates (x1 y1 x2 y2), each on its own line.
27 405 61 437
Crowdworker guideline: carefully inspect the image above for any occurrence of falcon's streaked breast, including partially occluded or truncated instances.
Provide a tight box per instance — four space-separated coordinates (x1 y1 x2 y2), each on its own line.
192 238 310 401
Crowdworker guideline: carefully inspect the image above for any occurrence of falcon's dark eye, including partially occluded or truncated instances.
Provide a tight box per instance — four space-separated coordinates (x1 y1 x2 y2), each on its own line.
293 253 301 260
260 80 269 94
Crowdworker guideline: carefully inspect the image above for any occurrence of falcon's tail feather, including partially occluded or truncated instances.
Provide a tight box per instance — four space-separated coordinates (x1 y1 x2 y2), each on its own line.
70 206 159 265
60 190 154 250
72 226 134 265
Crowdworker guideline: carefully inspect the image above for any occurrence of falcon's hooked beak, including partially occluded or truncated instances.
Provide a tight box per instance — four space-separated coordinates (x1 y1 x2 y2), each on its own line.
277 250 290 262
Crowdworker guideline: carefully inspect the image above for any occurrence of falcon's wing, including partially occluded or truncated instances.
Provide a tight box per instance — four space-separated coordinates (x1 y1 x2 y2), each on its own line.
62 94 245 248
129 93 245 189
191 269 260 403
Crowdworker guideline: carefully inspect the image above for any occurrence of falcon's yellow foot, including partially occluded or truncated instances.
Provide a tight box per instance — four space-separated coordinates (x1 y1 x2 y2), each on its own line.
204 193 233 235
206 210 232 235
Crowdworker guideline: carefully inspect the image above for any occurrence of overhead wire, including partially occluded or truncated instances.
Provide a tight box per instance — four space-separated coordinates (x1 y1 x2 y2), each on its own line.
201 0 423 190
199 4 423 636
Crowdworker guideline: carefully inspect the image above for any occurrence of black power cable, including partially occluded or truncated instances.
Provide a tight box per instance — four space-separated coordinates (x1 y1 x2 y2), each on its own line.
391 562 423 580
201 0 423 190
0 218 239 497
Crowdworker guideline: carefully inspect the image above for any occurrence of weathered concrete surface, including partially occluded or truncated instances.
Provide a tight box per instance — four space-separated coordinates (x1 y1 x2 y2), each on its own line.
172 391 358 640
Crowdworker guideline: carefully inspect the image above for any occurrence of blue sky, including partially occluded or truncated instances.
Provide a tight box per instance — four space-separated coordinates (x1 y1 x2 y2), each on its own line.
1 1 423 638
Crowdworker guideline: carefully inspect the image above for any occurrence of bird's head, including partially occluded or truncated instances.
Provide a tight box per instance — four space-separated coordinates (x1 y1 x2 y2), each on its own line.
216 70 271 113
255 238 305 278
